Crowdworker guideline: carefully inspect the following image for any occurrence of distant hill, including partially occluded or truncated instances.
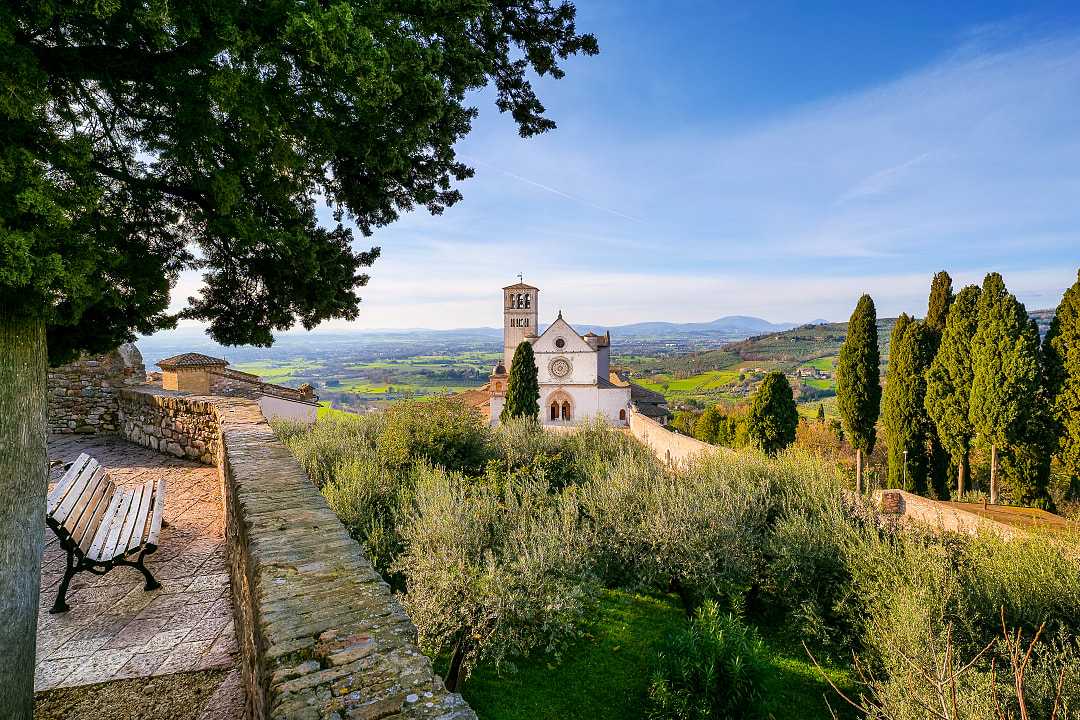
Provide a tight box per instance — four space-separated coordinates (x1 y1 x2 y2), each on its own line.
638 308 1055 377
569 315 798 338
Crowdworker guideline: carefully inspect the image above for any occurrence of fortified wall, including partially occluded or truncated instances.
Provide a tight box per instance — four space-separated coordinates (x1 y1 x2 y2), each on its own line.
628 410 719 467
47 347 474 720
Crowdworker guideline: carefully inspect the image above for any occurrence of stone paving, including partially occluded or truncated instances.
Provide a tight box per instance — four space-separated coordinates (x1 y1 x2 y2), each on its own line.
36 434 239 693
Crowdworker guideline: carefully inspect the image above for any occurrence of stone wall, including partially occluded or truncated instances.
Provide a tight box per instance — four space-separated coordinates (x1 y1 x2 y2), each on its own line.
120 386 475 720
47 343 145 433
117 388 220 465
628 410 720 467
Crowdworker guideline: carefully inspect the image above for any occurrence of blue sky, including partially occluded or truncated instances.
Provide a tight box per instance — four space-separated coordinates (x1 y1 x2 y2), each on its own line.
174 1 1080 331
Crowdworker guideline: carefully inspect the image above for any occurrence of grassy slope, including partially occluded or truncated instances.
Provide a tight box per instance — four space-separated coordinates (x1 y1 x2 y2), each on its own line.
460 590 854 720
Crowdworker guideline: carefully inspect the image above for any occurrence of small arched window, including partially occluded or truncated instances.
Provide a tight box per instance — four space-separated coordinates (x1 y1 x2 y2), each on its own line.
561 401 571 420
619 409 627 421
550 402 560 421
524 294 531 309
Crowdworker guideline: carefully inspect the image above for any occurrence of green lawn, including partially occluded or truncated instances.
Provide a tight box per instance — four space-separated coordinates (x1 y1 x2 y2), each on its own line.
805 356 837 371
458 590 855 720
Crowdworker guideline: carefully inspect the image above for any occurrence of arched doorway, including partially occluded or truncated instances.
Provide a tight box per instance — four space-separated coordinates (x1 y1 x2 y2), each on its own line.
547 391 574 423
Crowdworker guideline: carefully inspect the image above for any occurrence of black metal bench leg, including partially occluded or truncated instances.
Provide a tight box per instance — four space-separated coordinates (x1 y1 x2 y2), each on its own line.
116 552 162 592
50 548 78 614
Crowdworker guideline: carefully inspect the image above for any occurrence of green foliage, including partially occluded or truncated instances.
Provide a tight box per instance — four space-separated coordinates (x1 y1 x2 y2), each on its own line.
502 342 541 422
2 1 597 358
395 466 597 688
836 294 882 453
925 285 981 486
925 270 955 339
970 273 1041 451
646 602 768 720
693 406 723 444
817 404 826 423
882 317 936 492
1045 269 1080 481
376 398 491 473
746 371 798 455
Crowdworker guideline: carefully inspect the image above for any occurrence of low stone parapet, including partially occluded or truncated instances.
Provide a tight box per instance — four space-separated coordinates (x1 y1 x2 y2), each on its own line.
628 410 719 467
118 386 222 464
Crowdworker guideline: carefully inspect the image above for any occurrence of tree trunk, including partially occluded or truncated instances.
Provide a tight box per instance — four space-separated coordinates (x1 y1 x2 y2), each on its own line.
444 638 468 693
989 444 998 505
957 451 968 498
0 312 48 718
855 448 864 495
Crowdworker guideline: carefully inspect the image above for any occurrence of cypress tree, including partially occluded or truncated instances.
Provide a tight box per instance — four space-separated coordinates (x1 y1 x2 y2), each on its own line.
747 371 798 455
925 270 955 340
1045 270 1080 482
923 271 954 495
501 342 540 422
816 404 826 423
969 273 1040 503
694 406 724 444
836 294 882 493
883 317 935 492
925 285 981 496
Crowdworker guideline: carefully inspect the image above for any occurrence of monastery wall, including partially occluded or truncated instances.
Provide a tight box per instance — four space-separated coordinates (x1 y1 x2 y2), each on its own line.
116 385 475 720
628 410 719 467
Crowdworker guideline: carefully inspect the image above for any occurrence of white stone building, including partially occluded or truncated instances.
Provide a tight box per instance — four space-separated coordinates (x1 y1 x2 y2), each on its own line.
468 281 633 427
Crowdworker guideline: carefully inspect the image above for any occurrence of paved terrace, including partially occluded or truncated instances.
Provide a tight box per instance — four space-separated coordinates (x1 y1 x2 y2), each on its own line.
37 433 241 716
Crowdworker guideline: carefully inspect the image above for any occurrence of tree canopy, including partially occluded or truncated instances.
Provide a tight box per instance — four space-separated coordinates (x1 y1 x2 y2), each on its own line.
1 0 599 360
1045 270 1080 480
969 273 1040 452
925 285 981 492
502 342 540 422
746 371 798 455
836 294 881 455
882 316 935 492
925 270 954 340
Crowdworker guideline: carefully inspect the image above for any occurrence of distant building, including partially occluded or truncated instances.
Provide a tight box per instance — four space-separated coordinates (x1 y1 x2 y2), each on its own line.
156 352 319 422
462 280 634 427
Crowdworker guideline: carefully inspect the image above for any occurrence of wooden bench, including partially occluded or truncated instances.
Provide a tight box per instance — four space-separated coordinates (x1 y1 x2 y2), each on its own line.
46 453 166 613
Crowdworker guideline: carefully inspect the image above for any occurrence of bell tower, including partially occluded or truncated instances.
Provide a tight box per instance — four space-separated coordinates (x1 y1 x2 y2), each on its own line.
503 278 539 371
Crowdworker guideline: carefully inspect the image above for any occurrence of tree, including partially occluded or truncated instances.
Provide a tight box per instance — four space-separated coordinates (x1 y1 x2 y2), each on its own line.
925 271 955 340
923 271 954 495
969 273 1040 504
882 317 935 492
1045 270 1080 482
746 371 798 455
0 3 597 711
817 404 826 423
694 406 725 444
501 342 540 422
925 285 981 496
836 294 882 493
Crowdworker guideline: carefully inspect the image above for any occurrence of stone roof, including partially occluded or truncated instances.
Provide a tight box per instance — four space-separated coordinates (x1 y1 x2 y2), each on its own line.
503 282 539 290
157 352 228 369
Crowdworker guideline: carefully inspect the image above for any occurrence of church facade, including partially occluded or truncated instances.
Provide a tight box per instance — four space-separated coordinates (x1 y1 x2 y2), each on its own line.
477 281 633 427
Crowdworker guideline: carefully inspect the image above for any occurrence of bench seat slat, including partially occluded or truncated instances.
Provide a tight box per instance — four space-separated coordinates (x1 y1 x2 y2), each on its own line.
51 459 99 523
76 477 117 554
97 489 136 562
125 478 156 555
85 492 124 559
66 470 109 546
146 478 166 550
110 484 146 560
47 453 93 512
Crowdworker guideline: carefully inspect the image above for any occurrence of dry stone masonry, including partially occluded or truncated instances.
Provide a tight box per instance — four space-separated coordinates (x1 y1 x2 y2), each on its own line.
118 387 221 465
47 343 145 433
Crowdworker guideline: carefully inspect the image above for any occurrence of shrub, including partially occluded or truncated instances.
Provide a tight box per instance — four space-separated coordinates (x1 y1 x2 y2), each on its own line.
395 465 597 691
645 601 768 720
376 397 490 473
272 412 383 488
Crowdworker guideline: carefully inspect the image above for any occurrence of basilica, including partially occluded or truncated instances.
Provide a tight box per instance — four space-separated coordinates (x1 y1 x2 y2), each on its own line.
461 280 637 427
